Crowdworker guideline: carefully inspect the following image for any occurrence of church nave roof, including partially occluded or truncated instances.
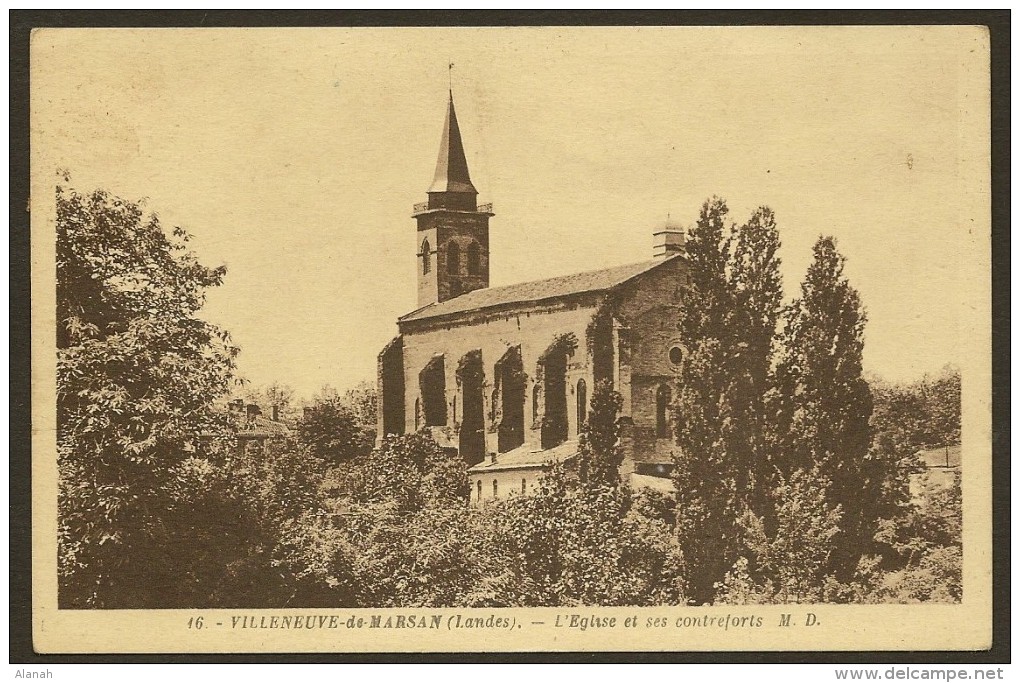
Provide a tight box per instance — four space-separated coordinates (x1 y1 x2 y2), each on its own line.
400 254 681 324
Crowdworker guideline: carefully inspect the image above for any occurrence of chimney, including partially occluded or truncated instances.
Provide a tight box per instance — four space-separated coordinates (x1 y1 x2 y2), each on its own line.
246 404 261 420
653 216 685 257
272 405 280 422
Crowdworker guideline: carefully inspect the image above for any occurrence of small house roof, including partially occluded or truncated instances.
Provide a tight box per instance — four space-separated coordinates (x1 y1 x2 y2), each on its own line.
630 473 676 493
467 439 577 473
916 444 961 469
237 416 292 439
200 413 292 440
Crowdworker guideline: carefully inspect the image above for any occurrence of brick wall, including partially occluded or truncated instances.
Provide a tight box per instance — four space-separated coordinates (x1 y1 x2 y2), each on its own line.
390 256 689 469
614 258 687 462
416 211 491 307
416 227 439 308
400 300 598 457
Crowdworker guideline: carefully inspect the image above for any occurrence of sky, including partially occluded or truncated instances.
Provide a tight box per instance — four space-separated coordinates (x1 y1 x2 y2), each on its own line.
32 26 990 400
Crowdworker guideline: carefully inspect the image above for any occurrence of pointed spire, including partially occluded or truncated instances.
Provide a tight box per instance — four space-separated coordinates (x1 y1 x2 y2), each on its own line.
429 91 477 195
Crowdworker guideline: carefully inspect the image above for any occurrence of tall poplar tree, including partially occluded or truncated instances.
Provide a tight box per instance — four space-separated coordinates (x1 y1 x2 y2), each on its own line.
773 236 876 580
727 207 784 518
671 197 736 604
671 198 785 604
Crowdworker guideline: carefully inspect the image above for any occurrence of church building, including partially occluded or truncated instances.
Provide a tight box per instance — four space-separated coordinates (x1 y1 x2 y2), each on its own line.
377 93 688 505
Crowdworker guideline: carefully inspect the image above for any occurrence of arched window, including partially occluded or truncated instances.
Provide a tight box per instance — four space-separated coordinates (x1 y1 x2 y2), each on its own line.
539 338 570 449
447 240 460 275
421 238 431 274
656 384 672 439
492 480 498 499
521 478 527 494
576 378 588 430
532 384 540 422
419 355 447 426
494 345 525 453
458 350 485 466
415 397 421 430
477 480 482 502
467 241 481 275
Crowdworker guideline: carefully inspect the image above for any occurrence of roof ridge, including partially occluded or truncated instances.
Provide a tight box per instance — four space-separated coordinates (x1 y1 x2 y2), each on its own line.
498 256 663 285
453 256 667 299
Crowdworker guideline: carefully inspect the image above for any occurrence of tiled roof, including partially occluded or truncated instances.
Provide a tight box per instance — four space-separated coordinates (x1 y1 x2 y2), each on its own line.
467 439 577 473
236 416 292 439
400 255 679 324
630 473 675 493
198 416 291 440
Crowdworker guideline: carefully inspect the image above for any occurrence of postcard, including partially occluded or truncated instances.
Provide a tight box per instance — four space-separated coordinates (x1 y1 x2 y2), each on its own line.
30 25 992 654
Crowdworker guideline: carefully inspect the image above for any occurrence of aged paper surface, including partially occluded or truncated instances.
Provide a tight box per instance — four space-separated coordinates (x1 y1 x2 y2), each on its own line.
31 26 992 653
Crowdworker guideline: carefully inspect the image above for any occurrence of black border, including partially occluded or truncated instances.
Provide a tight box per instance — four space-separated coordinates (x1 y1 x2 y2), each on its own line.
9 9 1010 665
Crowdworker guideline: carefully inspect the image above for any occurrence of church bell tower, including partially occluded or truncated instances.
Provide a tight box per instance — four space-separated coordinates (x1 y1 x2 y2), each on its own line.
413 92 493 308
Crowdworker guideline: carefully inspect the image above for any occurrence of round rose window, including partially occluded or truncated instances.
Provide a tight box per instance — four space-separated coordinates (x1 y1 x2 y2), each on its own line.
668 345 683 366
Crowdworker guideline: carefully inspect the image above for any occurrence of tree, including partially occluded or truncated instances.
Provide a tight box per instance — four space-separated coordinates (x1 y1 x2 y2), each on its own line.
869 376 929 455
867 375 927 564
728 206 784 519
717 467 842 604
671 198 784 604
56 181 237 607
867 368 962 569
292 432 474 607
919 365 962 448
342 380 379 433
773 236 876 580
868 365 961 455
341 431 469 512
576 380 624 489
475 464 685 607
671 197 740 604
168 437 329 608
883 471 962 603
297 396 374 465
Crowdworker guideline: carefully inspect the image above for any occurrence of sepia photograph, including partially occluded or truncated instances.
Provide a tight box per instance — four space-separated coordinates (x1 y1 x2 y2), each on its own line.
25 21 996 655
